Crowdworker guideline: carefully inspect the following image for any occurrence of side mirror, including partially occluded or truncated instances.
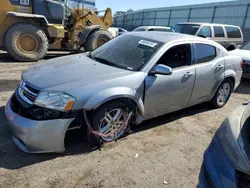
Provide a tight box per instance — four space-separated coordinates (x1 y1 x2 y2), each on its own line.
151 64 173 75
197 34 206 38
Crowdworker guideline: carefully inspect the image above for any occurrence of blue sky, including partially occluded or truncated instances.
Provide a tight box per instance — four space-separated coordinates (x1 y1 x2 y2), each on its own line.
96 0 233 12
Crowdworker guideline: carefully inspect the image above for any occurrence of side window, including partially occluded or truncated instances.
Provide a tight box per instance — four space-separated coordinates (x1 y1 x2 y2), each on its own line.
153 28 164 31
225 26 241 38
197 26 211 37
214 26 225 37
164 28 172 32
195 44 217 64
157 44 191 69
148 28 154 31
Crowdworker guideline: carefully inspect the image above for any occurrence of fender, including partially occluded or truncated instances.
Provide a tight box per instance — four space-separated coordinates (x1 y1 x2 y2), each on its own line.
83 87 145 116
7 11 49 25
79 25 102 45
209 70 236 100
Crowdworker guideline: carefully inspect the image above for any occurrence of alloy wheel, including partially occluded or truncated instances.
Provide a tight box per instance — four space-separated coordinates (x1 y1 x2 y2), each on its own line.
98 108 129 142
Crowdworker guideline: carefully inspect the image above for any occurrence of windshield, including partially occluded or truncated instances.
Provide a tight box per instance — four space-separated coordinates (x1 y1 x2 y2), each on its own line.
173 24 201 35
90 34 163 71
133 27 147 32
241 42 250 50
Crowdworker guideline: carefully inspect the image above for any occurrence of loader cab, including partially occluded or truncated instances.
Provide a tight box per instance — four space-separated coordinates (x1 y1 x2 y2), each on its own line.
32 0 65 24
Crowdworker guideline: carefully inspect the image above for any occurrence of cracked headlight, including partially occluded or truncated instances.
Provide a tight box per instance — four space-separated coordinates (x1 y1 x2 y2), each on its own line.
34 91 76 111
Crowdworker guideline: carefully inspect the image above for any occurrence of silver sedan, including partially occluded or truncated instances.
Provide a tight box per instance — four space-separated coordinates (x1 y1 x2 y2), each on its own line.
5 32 243 153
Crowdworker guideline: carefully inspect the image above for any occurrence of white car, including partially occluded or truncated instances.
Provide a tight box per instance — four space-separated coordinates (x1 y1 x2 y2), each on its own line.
230 41 250 79
108 27 128 37
132 26 173 32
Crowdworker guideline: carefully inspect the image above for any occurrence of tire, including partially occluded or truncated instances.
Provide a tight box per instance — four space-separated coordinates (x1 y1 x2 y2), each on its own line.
91 101 131 142
226 45 236 51
210 79 233 108
84 29 113 52
4 23 48 62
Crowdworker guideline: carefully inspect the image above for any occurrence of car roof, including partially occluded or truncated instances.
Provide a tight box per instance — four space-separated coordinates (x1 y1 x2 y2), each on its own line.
176 22 240 28
126 31 208 43
137 26 171 29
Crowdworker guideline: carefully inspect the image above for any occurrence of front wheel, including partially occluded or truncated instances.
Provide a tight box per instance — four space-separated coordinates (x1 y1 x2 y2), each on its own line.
91 101 132 142
211 80 233 108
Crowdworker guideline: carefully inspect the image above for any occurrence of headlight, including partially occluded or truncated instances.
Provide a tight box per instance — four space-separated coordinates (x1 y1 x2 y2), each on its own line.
34 91 75 111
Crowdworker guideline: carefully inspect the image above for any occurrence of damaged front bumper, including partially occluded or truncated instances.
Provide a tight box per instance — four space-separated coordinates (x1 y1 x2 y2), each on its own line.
5 96 75 153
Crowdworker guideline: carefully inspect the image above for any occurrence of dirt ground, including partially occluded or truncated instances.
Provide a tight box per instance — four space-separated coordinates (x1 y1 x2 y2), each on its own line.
0 51 250 188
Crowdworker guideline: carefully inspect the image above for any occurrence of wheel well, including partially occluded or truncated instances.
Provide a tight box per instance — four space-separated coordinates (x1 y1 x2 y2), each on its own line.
98 98 137 111
225 77 235 89
227 44 236 51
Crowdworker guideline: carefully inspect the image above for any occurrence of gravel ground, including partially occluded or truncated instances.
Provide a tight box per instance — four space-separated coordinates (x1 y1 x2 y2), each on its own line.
0 51 250 188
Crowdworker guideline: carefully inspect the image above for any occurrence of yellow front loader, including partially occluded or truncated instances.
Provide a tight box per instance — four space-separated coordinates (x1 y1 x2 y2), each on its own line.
0 0 113 61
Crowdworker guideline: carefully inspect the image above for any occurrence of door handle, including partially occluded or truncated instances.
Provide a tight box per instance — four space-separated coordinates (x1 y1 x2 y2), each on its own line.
216 65 224 68
183 72 194 78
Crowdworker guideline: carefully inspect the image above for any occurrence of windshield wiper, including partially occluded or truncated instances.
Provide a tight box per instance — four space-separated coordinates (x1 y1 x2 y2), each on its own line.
94 57 133 71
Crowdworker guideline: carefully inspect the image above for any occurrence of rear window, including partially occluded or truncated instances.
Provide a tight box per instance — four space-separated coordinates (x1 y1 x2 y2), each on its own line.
173 24 201 35
225 26 241 38
241 42 250 50
133 27 147 32
150 28 172 32
195 44 217 64
214 26 225 37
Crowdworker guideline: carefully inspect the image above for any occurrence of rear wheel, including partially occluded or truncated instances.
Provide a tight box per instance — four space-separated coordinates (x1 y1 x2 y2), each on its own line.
84 29 113 52
211 79 233 108
91 101 131 142
227 45 236 51
4 23 48 62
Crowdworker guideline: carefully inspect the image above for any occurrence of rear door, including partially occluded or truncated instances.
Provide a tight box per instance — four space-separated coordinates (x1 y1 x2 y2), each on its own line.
189 43 225 105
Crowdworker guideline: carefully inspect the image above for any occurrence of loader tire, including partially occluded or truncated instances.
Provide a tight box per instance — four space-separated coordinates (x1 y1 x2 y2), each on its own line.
4 23 48 62
84 29 113 51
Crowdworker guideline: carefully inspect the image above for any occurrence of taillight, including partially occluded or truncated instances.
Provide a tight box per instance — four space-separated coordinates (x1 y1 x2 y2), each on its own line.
240 60 244 69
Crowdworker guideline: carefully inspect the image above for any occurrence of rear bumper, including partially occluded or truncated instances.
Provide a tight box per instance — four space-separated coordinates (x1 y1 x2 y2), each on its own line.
234 70 243 90
5 98 74 153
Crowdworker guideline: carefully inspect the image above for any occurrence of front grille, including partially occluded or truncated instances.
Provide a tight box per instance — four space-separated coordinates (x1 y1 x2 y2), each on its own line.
17 81 39 105
236 171 250 188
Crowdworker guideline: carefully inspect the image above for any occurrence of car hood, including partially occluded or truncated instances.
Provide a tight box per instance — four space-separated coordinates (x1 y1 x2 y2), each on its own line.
229 49 250 61
22 54 135 90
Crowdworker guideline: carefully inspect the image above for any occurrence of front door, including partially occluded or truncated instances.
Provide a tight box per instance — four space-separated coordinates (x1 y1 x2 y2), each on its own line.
144 43 196 118
190 43 225 104
196 25 212 39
